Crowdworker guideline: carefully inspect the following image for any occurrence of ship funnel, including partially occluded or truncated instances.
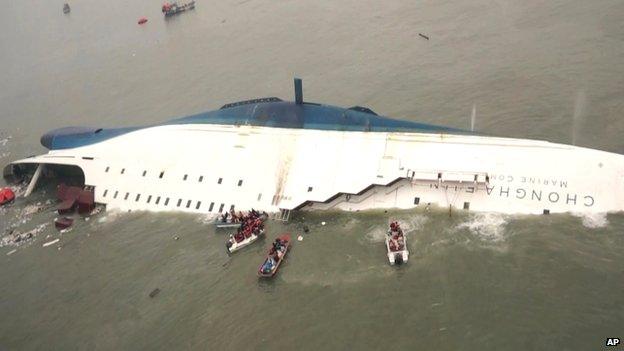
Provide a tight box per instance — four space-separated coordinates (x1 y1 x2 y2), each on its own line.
294 78 303 104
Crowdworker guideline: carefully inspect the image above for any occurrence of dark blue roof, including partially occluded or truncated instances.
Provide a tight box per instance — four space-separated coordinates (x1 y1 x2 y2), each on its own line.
40 100 473 150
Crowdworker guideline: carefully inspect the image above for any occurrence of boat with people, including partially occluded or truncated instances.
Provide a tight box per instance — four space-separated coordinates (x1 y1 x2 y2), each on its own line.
161 1 195 17
0 187 15 206
258 234 291 277
225 210 266 253
386 221 408 265
215 209 267 229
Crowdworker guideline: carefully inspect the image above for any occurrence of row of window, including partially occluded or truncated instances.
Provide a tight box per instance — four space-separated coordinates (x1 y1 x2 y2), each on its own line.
104 167 243 186
101 189 237 213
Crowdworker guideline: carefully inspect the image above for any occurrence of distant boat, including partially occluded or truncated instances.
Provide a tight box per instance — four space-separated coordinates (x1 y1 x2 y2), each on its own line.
162 1 195 17
63 3 70 14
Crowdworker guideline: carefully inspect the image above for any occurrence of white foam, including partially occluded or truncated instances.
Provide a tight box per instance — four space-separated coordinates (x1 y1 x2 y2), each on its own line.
575 212 608 229
456 213 508 242
97 208 125 223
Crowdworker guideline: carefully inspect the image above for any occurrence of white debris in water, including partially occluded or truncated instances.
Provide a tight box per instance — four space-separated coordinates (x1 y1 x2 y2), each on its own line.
21 203 47 217
297 235 303 241
0 223 49 248
456 213 508 242
43 239 60 247
6 249 17 256
321 221 326 226
60 228 73 234
0 136 11 147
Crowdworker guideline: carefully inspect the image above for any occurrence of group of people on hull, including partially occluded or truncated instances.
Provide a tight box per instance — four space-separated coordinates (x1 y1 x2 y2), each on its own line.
232 210 265 243
220 208 267 224
262 238 287 273
387 221 406 252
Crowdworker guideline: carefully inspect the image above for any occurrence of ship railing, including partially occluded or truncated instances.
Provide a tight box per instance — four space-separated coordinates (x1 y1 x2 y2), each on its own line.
406 169 490 185
272 208 291 222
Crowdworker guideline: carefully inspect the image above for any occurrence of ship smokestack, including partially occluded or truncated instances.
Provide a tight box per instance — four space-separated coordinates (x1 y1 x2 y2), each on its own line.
294 78 303 104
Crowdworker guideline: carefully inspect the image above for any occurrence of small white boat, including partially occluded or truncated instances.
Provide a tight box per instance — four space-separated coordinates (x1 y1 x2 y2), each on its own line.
385 223 408 265
226 229 264 253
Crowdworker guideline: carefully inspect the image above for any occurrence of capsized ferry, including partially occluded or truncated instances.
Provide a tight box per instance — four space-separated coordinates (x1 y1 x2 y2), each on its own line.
4 79 624 217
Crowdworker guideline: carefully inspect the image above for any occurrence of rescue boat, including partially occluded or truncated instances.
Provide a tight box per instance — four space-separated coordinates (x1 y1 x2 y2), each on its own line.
226 227 265 253
258 234 291 277
385 222 409 265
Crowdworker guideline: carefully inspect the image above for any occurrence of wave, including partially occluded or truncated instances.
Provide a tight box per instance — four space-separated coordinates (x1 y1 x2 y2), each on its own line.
456 213 508 242
574 212 608 229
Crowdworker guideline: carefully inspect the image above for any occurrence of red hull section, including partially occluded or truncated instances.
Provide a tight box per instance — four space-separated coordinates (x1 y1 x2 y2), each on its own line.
56 184 94 215
0 188 15 206
55 217 74 230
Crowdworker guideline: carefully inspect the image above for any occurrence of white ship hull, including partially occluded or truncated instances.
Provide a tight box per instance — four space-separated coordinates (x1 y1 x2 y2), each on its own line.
5 122 624 216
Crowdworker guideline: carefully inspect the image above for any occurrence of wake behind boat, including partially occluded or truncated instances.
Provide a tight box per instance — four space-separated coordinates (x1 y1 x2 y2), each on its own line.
225 210 266 253
258 234 291 277
386 221 408 265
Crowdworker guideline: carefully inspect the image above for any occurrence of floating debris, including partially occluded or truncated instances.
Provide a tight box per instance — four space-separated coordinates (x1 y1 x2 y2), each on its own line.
55 217 74 231
149 288 161 298
138 17 148 25
419 33 429 40
6 249 17 256
174 236 179 241
303 225 310 233
321 221 326 226
1 223 49 247
43 239 60 247
297 235 303 241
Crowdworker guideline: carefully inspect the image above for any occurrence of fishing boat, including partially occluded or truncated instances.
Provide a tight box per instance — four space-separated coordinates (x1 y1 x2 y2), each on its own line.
385 221 408 265
258 234 290 277
161 1 195 17
0 187 15 206
226 227 265 253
